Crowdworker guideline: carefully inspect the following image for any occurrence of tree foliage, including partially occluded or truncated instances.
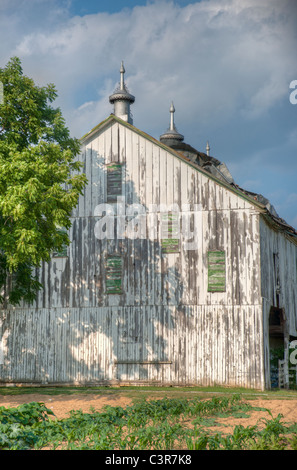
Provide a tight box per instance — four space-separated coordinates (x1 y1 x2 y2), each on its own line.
0 57 87 305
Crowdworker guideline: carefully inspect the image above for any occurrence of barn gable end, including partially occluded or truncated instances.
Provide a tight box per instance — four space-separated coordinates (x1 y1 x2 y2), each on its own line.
0 114 266 389
1 65 296 390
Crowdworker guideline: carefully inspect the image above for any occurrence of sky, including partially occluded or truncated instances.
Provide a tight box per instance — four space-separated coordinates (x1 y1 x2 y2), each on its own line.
1 0 297 227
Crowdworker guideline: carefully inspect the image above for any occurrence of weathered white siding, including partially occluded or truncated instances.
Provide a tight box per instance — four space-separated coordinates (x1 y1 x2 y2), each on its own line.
0 117 267 389
33 120 263 309
260 217 297 387
0 305 264 388
260 217 297 332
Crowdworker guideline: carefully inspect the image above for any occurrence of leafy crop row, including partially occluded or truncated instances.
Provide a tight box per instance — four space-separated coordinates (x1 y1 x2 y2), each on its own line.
1 394 297 450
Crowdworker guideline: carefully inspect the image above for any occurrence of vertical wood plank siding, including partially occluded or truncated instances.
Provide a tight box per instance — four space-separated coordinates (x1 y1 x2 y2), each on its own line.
0 120 268 389
0 305 264 388
260 218 297 388
260 218 297 336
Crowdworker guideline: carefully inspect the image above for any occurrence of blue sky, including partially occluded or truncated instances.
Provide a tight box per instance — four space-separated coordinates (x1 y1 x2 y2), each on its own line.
69 0 153 15
1 0 297 227
68 0 197 15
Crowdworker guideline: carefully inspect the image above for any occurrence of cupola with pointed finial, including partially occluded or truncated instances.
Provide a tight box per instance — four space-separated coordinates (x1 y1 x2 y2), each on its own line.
160 102 184 145
109 61 135 124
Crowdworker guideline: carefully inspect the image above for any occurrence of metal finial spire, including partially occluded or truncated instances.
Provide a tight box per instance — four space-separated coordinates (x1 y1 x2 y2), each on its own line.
120 61 125 90
160 101 184 144
109 62 135 124
169 102 176 131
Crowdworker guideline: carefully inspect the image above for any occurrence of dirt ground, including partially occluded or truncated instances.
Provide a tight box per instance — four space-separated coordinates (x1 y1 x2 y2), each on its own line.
0 393 133 419
1 393 297 431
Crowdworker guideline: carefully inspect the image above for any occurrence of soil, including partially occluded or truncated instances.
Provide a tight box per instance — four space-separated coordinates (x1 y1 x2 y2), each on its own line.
1 392 297 431
0 392 133 419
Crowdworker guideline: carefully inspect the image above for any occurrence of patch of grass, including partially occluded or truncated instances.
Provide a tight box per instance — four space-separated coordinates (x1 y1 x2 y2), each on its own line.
229 412 251 418
1 384 297 401
1 383 297 405
0 386 114 397
192 416 224 427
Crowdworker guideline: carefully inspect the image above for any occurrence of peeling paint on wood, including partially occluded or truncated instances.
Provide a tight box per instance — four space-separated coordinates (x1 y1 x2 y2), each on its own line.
0 117 297 390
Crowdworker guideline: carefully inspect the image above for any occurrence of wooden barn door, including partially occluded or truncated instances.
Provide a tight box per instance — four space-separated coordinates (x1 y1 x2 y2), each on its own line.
269 307 287 388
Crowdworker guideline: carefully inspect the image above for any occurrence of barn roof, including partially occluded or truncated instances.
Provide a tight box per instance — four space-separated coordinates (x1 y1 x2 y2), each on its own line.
81 113 297 243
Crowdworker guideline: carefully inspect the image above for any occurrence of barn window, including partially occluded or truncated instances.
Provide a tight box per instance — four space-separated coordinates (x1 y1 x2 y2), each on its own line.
52 228 68 258
207 250 226 292
105 255 123 294
161 212 180 253
106 163 122 203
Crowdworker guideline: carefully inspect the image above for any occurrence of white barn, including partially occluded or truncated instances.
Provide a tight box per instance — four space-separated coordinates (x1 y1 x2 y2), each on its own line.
1 64 297 390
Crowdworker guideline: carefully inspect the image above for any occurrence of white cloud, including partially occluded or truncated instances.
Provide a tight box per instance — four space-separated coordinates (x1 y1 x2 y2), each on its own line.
1 0 297 225
3 0 295 131
0 0 295 142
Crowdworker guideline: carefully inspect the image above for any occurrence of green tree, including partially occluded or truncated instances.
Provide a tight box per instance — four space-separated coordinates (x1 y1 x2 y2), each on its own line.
0 57 87 305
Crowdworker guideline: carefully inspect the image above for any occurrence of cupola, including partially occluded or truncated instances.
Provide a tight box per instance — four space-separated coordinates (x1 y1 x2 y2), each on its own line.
109 61 135 124
160 102 184 145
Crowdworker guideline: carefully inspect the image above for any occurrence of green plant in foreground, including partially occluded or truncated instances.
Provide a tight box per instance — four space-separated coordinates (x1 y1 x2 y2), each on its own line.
0 402 55 449
0 395 295 450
